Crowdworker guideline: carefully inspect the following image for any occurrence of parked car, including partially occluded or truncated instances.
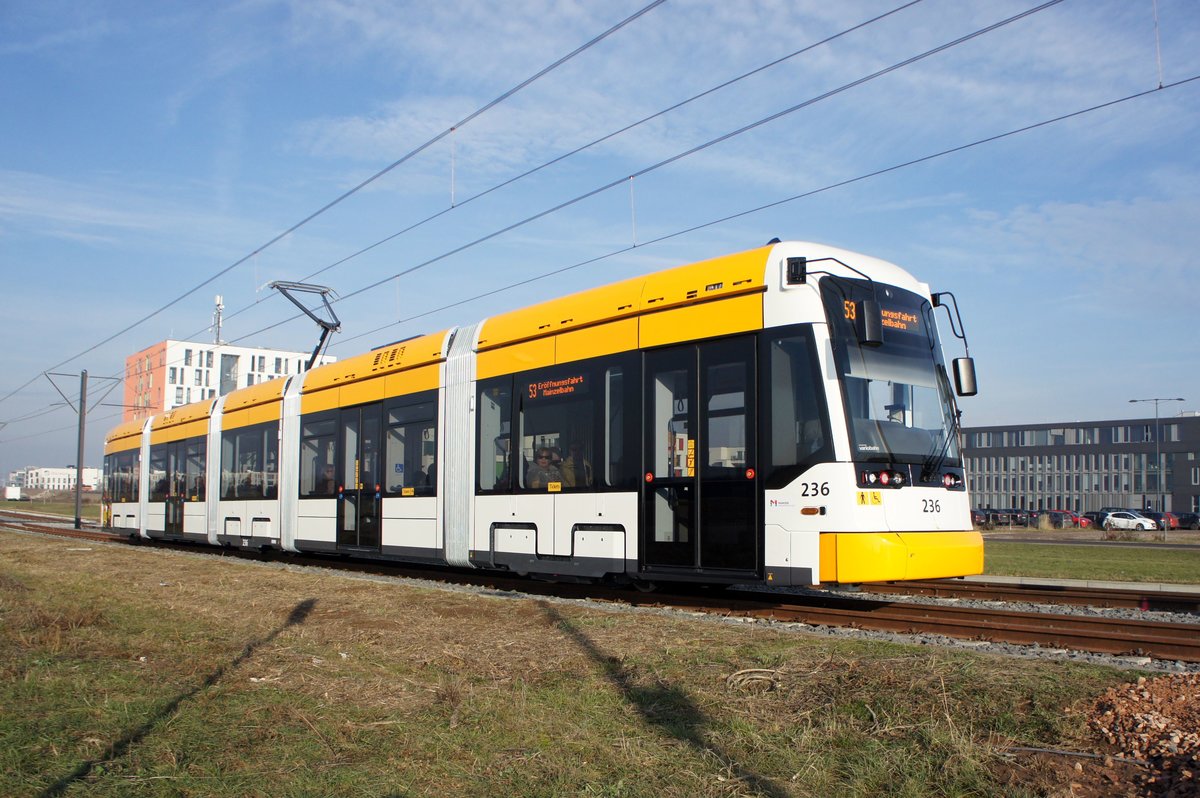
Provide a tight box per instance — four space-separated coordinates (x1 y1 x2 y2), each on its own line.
1027 509 1047 528
984 509 1012 527
1102 511 1157 531
970 509 989 528
1083 511 1109 528
1140 511 1178 530
999 508 1030 527
1046 509 1088 528
1036 510 1076 529
1175 512 1200 530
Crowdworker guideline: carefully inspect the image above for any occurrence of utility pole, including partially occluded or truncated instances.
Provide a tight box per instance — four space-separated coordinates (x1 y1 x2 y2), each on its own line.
74 371 87 529
45 370 121 530
1129 397 1185 539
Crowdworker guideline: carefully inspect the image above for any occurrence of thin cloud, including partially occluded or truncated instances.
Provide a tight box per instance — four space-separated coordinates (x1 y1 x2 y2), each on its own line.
0 19 116 56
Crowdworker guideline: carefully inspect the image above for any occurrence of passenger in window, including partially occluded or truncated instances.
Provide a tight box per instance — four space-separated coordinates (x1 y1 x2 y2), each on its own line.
561 442 593 488
317 464 337 495
423 460 436 487
526 448 562 490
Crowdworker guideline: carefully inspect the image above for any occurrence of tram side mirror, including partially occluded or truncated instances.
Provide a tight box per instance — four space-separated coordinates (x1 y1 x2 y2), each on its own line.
858 299 884 347
953 357 978 397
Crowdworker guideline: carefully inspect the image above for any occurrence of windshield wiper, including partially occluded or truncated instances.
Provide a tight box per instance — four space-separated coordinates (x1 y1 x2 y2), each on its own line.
921 366 961 481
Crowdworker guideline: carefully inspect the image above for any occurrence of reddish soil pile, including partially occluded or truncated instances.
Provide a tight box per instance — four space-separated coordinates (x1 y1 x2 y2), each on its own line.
1090 673 1200 797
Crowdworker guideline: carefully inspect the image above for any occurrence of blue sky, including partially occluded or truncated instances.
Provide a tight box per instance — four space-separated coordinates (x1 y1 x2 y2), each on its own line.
2 0 1199 477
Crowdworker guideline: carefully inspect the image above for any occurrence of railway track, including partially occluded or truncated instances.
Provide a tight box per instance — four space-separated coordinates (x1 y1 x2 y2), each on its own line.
4 516 1199 664
651 589 1200 664
0 513 116 542
863 578 1200 614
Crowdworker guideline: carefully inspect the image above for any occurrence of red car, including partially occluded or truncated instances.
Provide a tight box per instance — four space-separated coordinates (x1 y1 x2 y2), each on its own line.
1141 511 1178 530
1050 509 1090 528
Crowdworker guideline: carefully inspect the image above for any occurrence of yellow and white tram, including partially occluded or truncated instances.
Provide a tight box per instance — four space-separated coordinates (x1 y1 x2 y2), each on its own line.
104 241 983 586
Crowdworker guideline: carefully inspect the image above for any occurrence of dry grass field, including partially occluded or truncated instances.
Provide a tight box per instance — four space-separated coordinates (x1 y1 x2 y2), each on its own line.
0 530 1161 797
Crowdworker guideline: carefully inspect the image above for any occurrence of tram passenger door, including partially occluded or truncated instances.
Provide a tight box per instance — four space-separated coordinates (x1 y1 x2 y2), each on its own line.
164 441 184 535
642 337 758 574
338 404 382 550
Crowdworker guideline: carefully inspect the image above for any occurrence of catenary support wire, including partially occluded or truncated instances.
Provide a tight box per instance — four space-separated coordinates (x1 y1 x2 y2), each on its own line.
0 0 669 409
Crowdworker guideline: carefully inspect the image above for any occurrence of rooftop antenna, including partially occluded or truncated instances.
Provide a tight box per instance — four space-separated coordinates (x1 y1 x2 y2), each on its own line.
269 281 341 370
213 294 225 344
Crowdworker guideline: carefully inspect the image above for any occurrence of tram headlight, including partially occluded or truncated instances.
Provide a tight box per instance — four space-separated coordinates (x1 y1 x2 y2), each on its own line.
859 468 905 488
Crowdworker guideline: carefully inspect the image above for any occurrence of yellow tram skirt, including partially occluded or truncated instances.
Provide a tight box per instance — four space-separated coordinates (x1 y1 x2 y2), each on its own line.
819 530 984 584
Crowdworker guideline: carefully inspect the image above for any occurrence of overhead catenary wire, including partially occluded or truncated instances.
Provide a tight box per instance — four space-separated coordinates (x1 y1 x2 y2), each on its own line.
59 0 953 399
210 0 929 332
0 0 669 412
329 74 1200 350
229 0 1069 344
6 73 1199 449
0 0 1185 441
0 410 123 446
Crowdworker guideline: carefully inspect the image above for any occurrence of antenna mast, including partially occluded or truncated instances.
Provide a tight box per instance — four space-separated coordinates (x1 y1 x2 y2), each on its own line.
213 295 225 344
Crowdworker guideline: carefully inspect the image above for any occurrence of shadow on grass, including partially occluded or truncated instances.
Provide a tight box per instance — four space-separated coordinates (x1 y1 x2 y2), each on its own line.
39 597 318 798
537 600 790 798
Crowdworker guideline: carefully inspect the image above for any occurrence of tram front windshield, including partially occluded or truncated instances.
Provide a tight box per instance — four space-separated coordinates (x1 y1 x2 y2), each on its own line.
821 278 960 467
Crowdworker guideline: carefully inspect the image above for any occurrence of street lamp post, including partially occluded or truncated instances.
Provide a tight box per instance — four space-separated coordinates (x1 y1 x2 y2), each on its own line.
1129 397 1185 536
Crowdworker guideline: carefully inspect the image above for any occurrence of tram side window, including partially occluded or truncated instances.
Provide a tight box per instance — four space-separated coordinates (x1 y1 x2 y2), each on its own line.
149 445 169 502
705 359 749 476
300 416 337 497
763 329 830 487
477 379 513 491
652 368 691 479
385 395 437 496
605 366 625 487
221 422 279 500
107 451 139 503
103 454 115 502
126 452 139 503
107 454 119 501
185 439 206 500
519 367 595 491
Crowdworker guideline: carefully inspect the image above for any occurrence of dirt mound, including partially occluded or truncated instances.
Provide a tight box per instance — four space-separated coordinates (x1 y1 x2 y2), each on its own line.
1090 673 1200 797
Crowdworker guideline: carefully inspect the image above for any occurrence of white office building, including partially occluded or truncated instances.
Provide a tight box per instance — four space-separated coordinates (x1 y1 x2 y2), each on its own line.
124 340 336 421
22 466 103 491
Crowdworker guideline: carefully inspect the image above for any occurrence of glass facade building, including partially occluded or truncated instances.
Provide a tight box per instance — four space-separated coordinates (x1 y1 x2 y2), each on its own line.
962 412 1200 514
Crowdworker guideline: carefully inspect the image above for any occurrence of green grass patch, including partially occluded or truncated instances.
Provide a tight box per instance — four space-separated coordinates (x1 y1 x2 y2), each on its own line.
985 540 1200 583
0 531 1145 797
8 500 101 520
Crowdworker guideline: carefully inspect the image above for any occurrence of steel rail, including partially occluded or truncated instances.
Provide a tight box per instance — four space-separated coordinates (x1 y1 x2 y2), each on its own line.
649 590 1200 663
4 517 1198 662
862 579 1200 613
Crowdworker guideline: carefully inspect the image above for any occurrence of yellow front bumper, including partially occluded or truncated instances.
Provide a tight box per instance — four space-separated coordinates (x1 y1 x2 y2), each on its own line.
819 530 984 584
